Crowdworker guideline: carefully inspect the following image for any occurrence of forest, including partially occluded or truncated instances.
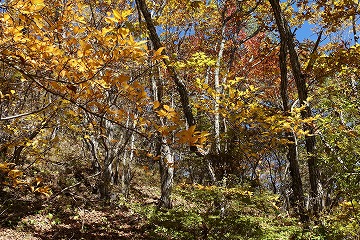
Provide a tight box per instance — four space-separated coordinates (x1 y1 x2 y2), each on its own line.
0 0 359 239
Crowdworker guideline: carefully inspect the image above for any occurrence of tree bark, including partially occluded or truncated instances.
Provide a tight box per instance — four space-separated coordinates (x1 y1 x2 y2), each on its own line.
84 111 132 201
279 39 308 222
269 0 323 216
214 24 226 156
121 113 136 198
148 61 174 208
135 0 198 143
99 156 113 201
11 112 54 165
158 140 174 209
84 135 101 175
136 0 197 208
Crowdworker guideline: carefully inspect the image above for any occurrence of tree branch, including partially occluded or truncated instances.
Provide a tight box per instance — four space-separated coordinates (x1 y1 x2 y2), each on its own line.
136 0 205 155
0 102 53 121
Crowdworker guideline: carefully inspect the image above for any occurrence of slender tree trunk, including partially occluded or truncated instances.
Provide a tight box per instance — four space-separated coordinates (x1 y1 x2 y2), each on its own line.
202 67 217 183
113 157 120 185
214 24 226 156
149 62 174 208
269 0 323 216
99 119 114 201
158 139 174 209
136 0 208 156
352 11 359 44
12 112 54 164
279 39 308 222
84 135 101 174
206 159 217 184
121 147 132 198
99 156 113 201
121 113 136 198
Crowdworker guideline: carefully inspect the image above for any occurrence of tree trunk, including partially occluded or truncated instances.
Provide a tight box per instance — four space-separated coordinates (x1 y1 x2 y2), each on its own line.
279 39 308 222
121 114 136 198
158 140 174 209
99 156 113 201
148 58 174 208
136 0 206 157
214 24 226 156
121 148 130 198
269 0 323 216
87 113 130 201
11 114 53 165
84 135 101 174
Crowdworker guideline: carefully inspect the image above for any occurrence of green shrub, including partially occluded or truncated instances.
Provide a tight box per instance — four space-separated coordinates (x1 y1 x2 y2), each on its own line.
138 184 302 239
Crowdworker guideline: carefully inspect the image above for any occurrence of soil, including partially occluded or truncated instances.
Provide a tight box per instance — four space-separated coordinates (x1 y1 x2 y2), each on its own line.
0 189 154 240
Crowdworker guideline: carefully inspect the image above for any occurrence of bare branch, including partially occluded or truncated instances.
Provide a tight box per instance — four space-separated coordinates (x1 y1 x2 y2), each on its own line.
0 102 53 121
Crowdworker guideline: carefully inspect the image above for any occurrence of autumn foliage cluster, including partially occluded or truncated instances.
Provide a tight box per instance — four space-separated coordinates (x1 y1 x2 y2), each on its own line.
1 0 360 239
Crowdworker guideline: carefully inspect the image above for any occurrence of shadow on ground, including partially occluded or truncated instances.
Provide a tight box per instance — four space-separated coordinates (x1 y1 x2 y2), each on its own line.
0 191 153 240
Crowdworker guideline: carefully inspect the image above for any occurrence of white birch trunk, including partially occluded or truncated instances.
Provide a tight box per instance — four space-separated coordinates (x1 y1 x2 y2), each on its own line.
121 113 137 198
158 140 174 208
214 25 226 155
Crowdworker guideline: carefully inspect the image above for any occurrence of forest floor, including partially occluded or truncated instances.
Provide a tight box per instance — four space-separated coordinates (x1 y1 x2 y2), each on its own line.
0 181 160 239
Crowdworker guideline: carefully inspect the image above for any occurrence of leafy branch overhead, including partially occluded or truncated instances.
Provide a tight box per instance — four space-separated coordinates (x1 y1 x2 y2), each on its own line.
0 0 359 239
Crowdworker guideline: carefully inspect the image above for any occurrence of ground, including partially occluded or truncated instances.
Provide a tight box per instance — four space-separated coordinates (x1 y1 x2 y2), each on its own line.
0 183 159 240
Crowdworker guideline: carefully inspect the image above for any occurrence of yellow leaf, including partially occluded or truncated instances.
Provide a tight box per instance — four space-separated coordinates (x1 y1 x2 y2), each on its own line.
156 109 167 117
67 109 78 116
8 169 23 179
14 179 27 186
73 26 86 34
153 101 160 109
136 40 148 46
283 122 291 129
35 176 42 186
113 9 131 22
77 16 87 24
10 90 15 94
0 163 13 171
139 90 148 99
33 15 44 29
13 31 23 41
101 26 114 35
153 47 169 61
113 9 122 20
31 0 45 5
77 50 83 58
117 75 130 83
163 104 173 112
34 186 52 197
154 47 165 57
122 9 132 19
188 125 196 133
2 13 10 22
176 125 197 145
30 0 45 11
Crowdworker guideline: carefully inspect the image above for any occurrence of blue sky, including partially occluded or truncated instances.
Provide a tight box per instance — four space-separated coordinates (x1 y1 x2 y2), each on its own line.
295 22 319 42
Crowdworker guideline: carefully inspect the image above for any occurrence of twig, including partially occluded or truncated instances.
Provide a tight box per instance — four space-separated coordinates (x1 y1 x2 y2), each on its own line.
46 172 100 203
0 102 53 121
